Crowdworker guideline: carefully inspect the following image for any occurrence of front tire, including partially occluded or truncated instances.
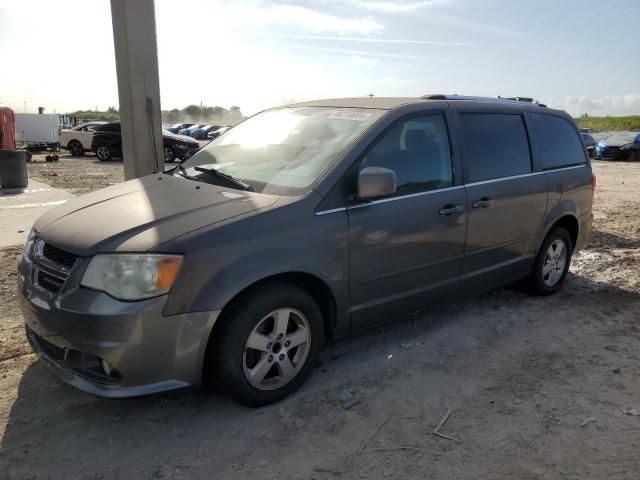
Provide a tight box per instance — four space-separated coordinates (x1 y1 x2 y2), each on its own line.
206 282 325 407
529 227 573 295
95 145 111 161
68 140 84 156
164 146 176 163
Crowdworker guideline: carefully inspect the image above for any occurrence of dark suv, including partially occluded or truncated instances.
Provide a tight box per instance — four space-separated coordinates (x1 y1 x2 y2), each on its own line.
91 122 200 162
19 95 594 406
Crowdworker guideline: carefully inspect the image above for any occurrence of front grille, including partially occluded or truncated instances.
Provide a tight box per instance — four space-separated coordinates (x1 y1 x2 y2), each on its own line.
37 269 65 293
42 243 79 269
31 240 80 295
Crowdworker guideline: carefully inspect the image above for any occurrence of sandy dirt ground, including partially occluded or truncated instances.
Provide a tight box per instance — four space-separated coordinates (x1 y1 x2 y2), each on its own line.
25 152 126 195
0 160 639 479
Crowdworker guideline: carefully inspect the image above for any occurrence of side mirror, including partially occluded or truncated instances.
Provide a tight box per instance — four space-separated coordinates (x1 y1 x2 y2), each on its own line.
357 167 396 200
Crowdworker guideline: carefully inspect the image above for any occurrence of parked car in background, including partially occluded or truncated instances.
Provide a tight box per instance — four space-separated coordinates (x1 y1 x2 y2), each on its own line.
592 132 614 143
20 95 593 406
91 122 200 162
179 124 204 136
207 126 231 141
166 123 194 134
189 125 213 140
581 133 597 157
191 125 226 140
59 122 107 156
596 132 640 161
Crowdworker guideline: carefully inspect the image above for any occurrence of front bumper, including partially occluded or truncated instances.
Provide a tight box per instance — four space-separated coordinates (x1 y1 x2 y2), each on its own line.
17 245 220 398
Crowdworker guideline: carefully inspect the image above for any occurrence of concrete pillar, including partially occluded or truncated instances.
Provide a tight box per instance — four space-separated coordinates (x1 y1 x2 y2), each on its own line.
110 0 164 180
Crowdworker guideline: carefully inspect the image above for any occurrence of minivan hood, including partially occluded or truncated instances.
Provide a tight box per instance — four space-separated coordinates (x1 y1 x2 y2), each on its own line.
34 174 279 256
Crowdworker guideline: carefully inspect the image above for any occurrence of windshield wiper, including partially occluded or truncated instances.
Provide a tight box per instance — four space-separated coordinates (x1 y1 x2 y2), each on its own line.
193 166 254 191
172 164 199 181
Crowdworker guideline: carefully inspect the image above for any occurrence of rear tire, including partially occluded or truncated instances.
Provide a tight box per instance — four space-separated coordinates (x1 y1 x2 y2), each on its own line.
95 145 111 161
205 282 324 407
68 140 84 156
528 227 573 295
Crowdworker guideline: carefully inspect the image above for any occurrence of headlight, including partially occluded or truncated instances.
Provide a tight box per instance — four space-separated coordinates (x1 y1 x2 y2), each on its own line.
81 254 182 300
23 229 37 259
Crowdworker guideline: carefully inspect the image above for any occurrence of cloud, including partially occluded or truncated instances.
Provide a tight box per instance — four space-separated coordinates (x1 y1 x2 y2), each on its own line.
334 0 450 12
243 32 517 48
224 3 383 35
562 94 640 115
566 96 604 110
426 12 525 37
271 42 447 62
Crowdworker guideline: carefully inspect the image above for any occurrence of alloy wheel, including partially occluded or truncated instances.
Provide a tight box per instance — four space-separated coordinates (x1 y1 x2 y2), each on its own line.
96 146 110 161
69 141 83 156
243 308 311 391
542 239 567 287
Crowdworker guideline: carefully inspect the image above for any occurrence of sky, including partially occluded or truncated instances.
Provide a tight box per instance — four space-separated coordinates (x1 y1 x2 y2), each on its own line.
0 0 639 117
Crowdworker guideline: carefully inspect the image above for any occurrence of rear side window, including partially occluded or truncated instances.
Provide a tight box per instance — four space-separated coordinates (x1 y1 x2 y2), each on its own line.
460 113 531 183
530 113 586 169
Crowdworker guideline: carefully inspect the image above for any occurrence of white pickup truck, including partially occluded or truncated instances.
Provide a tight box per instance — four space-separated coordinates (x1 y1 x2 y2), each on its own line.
59 122 106 156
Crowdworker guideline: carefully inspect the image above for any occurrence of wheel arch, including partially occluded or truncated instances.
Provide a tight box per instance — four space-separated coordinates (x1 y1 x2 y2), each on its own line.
200 271 338 386
209 271 337 344
543 214 579 250
67 138 83 150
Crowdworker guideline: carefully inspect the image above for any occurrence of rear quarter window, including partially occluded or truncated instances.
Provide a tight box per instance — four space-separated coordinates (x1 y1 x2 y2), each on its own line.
530 113 586 170
460 113 532 183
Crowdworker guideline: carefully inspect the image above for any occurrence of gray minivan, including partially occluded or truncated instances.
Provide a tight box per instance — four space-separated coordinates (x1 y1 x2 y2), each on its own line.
18 95 594 406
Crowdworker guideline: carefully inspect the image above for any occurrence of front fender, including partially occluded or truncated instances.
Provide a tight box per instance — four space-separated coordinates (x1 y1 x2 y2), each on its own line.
161 203 350 331
192 248 344 315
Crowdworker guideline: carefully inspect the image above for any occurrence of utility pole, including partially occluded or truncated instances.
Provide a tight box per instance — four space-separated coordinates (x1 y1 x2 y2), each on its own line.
110 0 163 180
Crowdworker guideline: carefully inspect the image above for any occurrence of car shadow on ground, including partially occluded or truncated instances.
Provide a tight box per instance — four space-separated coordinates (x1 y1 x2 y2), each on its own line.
589 228 640 249
1 270 639 478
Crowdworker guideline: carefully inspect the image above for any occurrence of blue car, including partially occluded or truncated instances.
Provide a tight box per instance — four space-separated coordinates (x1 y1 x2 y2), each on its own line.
166 123 194 134
596 132 640 161
178 124 205 136
190 125 226 140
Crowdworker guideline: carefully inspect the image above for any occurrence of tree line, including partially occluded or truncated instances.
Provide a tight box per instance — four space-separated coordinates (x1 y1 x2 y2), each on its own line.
69 105 246 125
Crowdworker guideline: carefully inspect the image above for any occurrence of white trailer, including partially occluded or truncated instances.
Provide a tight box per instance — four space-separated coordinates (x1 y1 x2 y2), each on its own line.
14 113 61 150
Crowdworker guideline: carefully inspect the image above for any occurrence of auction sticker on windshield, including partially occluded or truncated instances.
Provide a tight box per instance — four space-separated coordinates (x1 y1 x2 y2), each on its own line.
327 111 373 121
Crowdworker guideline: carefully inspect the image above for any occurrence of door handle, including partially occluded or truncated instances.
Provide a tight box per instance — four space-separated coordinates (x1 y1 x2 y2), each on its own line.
439 204 465 216
472 197 495 209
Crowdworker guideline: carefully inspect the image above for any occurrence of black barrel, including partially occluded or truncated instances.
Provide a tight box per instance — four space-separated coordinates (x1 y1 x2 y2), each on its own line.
0 149 29 189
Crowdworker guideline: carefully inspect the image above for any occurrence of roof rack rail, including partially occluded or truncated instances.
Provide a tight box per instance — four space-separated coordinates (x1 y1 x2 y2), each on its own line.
421 94 448 100
421 94 547 107
499 96 547 107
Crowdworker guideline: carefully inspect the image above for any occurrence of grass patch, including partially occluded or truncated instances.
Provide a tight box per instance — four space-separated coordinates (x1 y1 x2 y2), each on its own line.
574 116 640 132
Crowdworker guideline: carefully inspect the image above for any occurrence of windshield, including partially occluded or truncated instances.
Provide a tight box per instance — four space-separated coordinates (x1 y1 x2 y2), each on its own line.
179 106 384 195
604 132 638 144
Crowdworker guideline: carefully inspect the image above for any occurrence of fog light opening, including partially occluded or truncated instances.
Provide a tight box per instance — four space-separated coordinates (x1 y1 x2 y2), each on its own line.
101 359 112 376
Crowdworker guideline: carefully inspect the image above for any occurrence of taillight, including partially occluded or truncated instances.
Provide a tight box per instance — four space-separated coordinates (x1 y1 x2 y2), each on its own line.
591 173 596 196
